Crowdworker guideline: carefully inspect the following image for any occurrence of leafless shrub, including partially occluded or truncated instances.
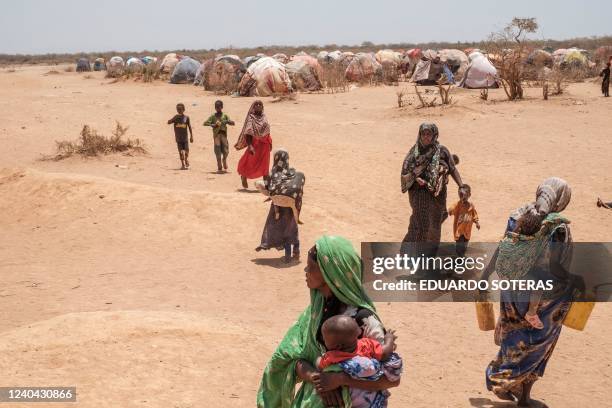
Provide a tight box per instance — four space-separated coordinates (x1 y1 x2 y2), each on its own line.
437 75 454 105
547 67 570 95
64 66 74 72
480 88 489 100
44 70 61 76
46 122 146 160
320 63 349 93
414 85 437 108
487 18 538 101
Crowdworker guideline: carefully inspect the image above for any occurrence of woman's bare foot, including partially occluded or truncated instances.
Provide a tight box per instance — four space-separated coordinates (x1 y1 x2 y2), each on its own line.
597 198 603 207
525 312 544 329
241 176 248 189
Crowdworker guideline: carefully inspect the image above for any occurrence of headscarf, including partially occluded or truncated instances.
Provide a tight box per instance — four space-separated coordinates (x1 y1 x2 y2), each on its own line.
267 148 298 196
511 177 572 220
257 236 378 408
401 123 442 194
234 100 271 150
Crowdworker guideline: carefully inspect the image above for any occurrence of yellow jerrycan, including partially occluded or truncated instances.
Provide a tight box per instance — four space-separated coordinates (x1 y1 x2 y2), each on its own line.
563 289 597 331
475 300 496 331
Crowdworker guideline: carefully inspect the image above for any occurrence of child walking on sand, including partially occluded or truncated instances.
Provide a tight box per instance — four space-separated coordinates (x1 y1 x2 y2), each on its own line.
448 184 480 256
167 103 193 170
203 100 235 173
313 315 402 408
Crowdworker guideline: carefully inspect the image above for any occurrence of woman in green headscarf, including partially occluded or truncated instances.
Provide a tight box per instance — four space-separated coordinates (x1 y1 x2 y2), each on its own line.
257 235 401 407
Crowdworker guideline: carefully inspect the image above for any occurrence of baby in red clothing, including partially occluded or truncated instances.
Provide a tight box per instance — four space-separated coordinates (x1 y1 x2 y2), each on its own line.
314 315 399 407
317 315 396 369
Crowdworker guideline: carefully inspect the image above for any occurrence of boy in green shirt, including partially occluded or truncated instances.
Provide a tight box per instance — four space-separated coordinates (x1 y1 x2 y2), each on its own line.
203 100 235 172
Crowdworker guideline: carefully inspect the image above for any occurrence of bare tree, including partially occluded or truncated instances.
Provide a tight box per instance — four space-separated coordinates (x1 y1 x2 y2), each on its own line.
488 18 538 100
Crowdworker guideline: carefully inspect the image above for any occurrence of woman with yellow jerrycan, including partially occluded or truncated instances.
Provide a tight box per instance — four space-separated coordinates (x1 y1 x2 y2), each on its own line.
476 177 591 407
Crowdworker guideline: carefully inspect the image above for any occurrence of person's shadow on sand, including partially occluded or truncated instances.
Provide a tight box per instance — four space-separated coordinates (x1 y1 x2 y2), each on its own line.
236 188 260 194
251 258 299 269
469 397 549 408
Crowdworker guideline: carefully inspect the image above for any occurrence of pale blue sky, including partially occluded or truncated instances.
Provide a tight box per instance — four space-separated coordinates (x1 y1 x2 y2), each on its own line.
1 0 609 54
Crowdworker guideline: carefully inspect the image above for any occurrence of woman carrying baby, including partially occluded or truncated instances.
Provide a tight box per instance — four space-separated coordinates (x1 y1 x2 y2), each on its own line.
257 236 402 407
480 177 577 407
255 148 305 263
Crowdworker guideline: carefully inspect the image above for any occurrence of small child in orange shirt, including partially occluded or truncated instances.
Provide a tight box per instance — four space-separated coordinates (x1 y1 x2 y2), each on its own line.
448 184 480 256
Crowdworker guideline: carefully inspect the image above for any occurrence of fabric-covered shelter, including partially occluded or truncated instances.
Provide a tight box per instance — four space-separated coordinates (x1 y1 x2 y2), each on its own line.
286 59 322 91
410 49 443 85
458 52 499 89
438 49 469 80
170 57 201 84
526 50 553 68
238 57 292 96
160 53 180 74
126 57 145 72
76 58 91 72
106 56 124 77
93 58 106 71
345 53 382 82
205 55 245 91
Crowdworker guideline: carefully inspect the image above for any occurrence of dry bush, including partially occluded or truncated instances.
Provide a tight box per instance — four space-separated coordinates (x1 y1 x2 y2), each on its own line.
83 74 93 79
320 63 349 93
44 70 61 76
64 66 74 72
414 85 437 108
480 88 489 101
547 67 570 95
7 68 16 73
48 122 146 160
396 88 407 107
487 18 538 101
437 75 454 105
142 62 161 82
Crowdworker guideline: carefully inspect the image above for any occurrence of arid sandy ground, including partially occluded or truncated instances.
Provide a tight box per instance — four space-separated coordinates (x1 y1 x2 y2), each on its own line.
0 64 611 408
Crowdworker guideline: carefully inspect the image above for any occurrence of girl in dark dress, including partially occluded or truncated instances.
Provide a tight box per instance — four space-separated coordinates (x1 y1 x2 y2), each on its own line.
255 149 305 262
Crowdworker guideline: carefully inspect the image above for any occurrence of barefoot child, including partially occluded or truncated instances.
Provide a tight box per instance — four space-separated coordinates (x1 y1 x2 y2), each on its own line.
448 184 480 257
203 100 235 172
313 315 401 408
167 103 193 169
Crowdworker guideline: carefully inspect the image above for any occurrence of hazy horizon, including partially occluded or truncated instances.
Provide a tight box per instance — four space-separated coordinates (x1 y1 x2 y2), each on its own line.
1 0 609 55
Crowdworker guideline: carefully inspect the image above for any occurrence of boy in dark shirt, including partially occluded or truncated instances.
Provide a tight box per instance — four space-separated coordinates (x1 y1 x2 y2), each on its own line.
203 100 235 173
167 103 193 170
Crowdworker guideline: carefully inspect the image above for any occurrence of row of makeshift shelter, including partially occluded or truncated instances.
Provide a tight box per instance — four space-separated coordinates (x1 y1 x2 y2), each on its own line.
74 45 606 95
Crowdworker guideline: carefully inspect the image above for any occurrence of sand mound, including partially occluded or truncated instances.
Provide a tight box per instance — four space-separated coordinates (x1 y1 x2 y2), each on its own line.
0 311 265 407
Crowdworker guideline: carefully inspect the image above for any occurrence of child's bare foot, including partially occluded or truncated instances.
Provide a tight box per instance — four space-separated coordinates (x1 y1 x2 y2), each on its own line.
525 312 544 329
241 176 248 189
223 159 228 170
185 158 190 168
181 163 186 170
